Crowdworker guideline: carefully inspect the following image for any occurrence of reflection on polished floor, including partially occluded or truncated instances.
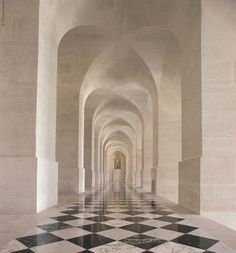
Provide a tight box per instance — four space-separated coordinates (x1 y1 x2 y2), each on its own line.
0 185 235 253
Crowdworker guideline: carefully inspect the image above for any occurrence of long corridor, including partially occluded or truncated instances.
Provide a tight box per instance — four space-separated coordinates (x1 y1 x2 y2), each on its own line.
1 186 235 253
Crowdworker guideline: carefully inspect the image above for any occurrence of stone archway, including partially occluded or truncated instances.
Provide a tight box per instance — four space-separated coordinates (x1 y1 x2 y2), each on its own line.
0 0 204 214
45 0 200 212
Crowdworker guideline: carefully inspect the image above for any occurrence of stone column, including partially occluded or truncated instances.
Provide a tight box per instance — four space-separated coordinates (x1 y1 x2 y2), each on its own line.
85 168 93 190
79 167 85 193
0 0 39 214
113 169 121 187
141 169 152 192
178 4 202 213
200 0 236 213
135 169 142 187
151 167 157 193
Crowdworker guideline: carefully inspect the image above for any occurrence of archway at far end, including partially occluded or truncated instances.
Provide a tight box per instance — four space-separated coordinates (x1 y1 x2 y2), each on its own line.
107 150 127 188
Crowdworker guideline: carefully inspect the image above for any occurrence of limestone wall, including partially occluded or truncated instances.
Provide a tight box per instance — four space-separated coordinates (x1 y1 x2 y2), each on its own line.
0 0 39 214
201 0 236 213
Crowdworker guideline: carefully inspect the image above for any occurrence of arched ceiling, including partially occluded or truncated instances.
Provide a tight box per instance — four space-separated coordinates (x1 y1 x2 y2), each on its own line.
41 0 200 47
80 43 157 102
55 1 186 185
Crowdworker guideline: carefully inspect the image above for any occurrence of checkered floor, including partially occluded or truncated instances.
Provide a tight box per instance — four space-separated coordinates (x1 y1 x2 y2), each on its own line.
1 186 234 253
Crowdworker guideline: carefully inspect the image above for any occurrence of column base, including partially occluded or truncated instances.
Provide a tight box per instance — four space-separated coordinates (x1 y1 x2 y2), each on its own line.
200 156 236 213
37 158 58 212
85 168 93 189
79 167 85 193
156 165 178 203
179 157 201 213
141 169 152 192
135 169 142 187
58 167 79 195
179 156 236 214
0 157 59 214
0 157 37 214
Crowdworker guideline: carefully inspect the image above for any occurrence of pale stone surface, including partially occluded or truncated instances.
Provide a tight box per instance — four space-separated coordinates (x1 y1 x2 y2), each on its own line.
0 0 236 222
37 0 202 206
0 0 39 214
157 166 178 203
0 157 37 214
201 0 236 213
151 242 203 253
37 158 58 212
179 158 201 214
32 241 84 253
204 213 236 231
1 193 236 251
0 0 38 157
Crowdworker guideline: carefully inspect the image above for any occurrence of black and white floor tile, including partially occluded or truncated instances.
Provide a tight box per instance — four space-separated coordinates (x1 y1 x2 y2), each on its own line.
1 186 235 253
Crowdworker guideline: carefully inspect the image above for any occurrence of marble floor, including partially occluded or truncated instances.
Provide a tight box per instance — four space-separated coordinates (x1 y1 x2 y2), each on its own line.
204 213 236 231
0 185 236 253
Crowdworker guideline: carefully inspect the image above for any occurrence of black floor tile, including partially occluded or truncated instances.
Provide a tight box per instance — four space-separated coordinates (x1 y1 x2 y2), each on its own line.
141 251 155 253
12 250 34 253
120 223 156 233
122 210 143 215
86 216 114 222
155 216 184 223
91 210 114 215
172 234 218 250
121 234 166 249
162 223 198 233
17 233 63 248
142 250 156 253
51 215 79 222
69 234 114 249
38 222 72 232
151 210 174 215
68 206 82 210
61 210 82 215
125 216 148 222
81 223 114 232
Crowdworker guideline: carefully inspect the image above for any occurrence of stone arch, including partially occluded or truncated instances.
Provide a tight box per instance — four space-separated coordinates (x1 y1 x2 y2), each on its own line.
104 133 133 185
78 43 158 191
0 0 207 215
106 147 130 186
36 0 201 212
